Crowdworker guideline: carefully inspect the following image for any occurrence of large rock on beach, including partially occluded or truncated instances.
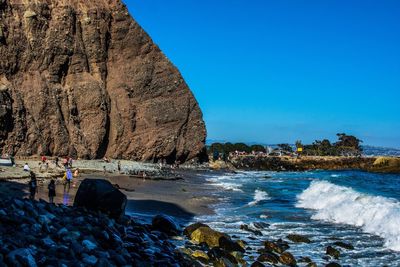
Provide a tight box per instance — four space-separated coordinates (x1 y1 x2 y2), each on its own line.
184 222 210 237
152 214 181 236
73 179 127 219
189 226 244 253
0 0 206 163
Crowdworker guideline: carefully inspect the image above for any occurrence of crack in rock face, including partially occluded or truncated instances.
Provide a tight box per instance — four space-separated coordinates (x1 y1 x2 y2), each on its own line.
0 0 206 163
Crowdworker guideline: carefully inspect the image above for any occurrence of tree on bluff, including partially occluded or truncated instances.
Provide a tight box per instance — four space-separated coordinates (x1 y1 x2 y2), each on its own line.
302 133 362 156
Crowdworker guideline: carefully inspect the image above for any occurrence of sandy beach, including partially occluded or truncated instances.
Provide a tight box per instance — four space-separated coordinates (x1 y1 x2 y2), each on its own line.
0 159 218 221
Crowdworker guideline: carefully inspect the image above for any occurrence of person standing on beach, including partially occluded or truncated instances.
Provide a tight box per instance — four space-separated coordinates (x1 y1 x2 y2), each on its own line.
117 161 121 173
63 168 73 192
28 171 38 200
48 179 56 204
55 157 59 167
23 163 30 172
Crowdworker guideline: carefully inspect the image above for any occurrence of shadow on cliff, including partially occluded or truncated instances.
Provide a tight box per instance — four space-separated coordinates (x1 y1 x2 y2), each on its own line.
126 199 194 221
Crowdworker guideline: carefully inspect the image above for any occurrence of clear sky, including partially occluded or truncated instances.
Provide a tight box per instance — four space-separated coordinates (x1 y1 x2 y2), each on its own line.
123 0 400 148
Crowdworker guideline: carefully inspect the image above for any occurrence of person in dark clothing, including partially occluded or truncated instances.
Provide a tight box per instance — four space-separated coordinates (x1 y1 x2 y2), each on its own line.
117 161 121 173
55 157 59 167
48 179 56 204
28 171 38 200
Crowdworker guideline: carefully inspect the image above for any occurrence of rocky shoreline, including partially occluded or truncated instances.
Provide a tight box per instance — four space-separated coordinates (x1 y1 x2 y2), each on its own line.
212 156 400 174
0 196 193 267
0 180 348 267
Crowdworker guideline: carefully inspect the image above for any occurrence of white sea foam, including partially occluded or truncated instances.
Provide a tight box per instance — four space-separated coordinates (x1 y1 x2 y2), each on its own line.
206 177 243 192
297 180 400 251
248 189 270 206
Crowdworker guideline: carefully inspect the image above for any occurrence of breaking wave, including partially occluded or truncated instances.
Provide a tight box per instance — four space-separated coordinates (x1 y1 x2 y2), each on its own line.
297 180 400 251
248 189 270 206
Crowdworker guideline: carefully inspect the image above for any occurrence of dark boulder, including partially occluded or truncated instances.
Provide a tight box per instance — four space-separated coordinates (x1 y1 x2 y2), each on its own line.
326 246 340 259
219 236 245 253
250 261 265 267
73 179 127 219
279 251 296 266
287 234 311 243
240 224 262 236
257 251 280 264
326 263 341 267
264 240 289 254
152 215 181 236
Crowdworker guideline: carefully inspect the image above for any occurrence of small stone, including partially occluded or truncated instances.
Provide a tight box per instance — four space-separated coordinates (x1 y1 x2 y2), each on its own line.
82 254 98 265
57 227 68 237
82 240 97 250
41 237 56 248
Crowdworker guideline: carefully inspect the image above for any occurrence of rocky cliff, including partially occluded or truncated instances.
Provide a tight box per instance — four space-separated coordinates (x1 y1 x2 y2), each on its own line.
0 0 206 162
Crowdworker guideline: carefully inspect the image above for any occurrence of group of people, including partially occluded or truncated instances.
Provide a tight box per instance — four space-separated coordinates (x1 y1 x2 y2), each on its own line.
27 155 80 204
28 171 56 203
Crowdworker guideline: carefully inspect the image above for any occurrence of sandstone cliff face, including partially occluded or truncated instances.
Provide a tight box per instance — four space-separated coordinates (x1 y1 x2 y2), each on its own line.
0 0 206 162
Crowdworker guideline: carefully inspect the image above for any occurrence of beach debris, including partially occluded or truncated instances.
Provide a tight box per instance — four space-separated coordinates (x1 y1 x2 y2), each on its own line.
73 179 127 219
287 233 312 243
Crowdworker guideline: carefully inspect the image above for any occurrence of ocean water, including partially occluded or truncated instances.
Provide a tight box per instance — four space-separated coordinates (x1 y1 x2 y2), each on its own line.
196 170 400 266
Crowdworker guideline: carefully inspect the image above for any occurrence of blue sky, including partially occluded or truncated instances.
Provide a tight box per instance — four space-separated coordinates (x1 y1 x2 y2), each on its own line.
123 0 400 148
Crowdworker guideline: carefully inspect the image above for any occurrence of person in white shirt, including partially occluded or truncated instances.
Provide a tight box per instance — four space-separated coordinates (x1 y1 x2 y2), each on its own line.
23 163 30 172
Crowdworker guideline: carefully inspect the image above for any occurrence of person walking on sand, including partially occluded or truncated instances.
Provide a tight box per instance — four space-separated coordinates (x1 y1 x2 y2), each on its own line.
48 179 56 204
63 168 73 192
28 171 38 200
